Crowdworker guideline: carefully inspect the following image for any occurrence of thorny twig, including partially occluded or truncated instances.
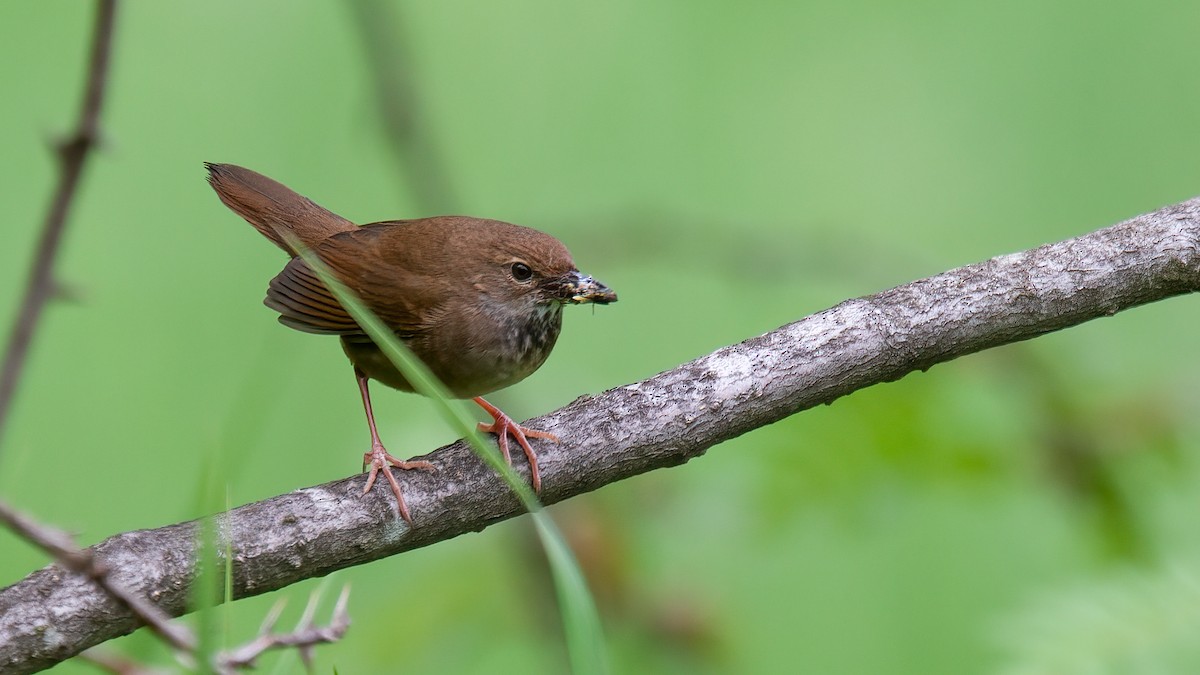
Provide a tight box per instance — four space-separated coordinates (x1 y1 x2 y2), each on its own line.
216 586 352 674
0 0 118 450
1 498 352 673
0 499 197 653
0 2 358 672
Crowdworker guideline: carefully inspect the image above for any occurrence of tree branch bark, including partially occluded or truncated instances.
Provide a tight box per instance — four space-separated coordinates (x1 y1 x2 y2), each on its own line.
2 197 1198 673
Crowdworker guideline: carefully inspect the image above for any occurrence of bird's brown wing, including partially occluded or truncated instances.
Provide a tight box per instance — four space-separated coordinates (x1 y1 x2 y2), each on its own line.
264 224 437 337
265 257 360 334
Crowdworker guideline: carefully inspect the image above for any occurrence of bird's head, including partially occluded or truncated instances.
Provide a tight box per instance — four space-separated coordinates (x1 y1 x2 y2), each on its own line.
472 222 617 310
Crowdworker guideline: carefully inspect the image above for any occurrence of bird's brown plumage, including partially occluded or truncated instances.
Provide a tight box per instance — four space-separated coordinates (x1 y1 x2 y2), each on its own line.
205 162 356 254
205 162 615 521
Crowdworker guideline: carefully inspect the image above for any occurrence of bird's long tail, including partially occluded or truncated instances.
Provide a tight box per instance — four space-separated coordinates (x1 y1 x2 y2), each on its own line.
205 163 357 256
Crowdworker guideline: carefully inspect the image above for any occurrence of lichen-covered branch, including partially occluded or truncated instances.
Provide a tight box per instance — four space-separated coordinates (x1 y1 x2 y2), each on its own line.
1 197 1198 673
0 500 194 654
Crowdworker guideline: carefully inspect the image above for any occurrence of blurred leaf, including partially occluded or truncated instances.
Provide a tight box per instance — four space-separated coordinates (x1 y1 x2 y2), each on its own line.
997 562 1200 675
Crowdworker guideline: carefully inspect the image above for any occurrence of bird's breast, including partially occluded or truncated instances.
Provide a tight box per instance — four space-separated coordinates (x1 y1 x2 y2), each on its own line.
345 301 565 399
479 301 564 387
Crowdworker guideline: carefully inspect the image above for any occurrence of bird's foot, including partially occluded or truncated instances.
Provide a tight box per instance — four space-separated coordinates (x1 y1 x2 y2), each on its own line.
473 397 557 493
362 443 435 523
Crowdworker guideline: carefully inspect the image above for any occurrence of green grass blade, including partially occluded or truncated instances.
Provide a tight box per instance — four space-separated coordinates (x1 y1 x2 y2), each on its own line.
190 470 223 674
532 513 607 675
190 332 287 671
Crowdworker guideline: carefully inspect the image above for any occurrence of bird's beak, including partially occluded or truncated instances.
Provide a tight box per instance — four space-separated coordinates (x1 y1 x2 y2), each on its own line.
550 270 618 305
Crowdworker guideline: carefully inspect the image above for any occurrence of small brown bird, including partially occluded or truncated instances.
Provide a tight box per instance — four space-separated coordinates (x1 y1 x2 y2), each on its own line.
206 163 616 522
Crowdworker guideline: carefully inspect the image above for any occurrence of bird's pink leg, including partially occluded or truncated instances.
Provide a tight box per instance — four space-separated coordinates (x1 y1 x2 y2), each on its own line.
472 396 557 493
356 368 434 523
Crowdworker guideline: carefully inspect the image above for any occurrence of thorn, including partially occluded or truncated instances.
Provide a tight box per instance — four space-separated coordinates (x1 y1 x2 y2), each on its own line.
258 597 287 636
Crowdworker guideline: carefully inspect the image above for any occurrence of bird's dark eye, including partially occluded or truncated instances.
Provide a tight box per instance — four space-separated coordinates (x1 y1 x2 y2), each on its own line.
510 262 534 281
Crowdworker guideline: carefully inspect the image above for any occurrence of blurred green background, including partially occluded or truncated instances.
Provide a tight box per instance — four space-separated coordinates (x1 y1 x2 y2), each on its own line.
3 1 1200 673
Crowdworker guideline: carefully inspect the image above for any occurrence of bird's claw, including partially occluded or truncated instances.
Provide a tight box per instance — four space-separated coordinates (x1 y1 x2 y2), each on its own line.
362 443 435 523
473 398 557 493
